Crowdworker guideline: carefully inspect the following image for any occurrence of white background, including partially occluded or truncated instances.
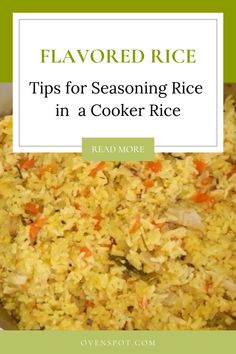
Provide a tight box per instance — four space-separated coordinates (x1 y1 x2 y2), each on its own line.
13 13 223 152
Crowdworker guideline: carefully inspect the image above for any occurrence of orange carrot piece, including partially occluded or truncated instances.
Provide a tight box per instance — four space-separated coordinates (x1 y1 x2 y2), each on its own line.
89 161 106 177
24 202 41 215
38 162 58 177
203 278 213 294
152 221 165 229
192 192 209 203
144 161 162 173
143 179 154 188
80 246 92 258
194 159 206 174
29 224 39 241
85 300 95 308
73 202 80 210
129 215 141 234
170 235 178 241
70 224 78 232
201 176 213 185
19 158 35 170
34 217 47 228
82 186 91 197
127 278 137 285
29 217 47 241
94 213 103 231
192 192 215 207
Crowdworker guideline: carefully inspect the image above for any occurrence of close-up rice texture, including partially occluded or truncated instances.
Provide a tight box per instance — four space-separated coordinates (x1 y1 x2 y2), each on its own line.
0 97 236 330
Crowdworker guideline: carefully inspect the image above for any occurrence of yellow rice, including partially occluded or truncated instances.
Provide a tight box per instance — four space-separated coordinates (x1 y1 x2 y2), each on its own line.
0 97 236 330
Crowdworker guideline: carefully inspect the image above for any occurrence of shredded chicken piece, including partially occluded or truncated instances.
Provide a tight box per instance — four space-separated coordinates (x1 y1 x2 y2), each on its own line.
9 274 27 286
140 251 164 272
224 279 236 292
166 207 203 230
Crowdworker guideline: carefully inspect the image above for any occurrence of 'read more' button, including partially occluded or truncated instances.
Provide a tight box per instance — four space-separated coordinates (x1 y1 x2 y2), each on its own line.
82 138 154 161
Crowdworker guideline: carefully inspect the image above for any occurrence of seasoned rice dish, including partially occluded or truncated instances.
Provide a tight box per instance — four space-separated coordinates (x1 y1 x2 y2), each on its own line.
0 97 236 330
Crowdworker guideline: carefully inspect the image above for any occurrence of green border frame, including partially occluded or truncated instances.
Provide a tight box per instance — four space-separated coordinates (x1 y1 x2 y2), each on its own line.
0 0 235 81
0 1 236 353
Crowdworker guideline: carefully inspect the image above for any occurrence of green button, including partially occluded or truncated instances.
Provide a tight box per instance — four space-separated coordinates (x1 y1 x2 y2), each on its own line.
82 138 154 161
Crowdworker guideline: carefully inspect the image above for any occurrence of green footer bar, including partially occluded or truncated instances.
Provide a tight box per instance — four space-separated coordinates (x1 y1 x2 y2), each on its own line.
1 331 236 354
82 138 154 161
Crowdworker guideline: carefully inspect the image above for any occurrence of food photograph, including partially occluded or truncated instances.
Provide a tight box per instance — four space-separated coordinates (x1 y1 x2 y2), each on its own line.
0 84 235 331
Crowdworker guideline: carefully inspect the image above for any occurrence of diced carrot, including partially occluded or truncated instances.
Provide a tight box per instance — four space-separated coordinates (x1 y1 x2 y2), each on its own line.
85 300 95 308
144 161 162 173
204 280 209 292
29 224 39 241
127 277 137 285
201 176 213 185
94 213 103 231
143 179 154 188
194 159 206 174
19 158 35 170
24 202 41 215
94 223 102 231
82 186 91 197
151 221 165 229
170 235 178 241
29 217 47 241
227 164 236 178
89 161 106 177
129 215 141 234
38 162 58 177
70 224 78 232
192 192 215 207
192 192 209 203
80 246 92 258
34 217 47 228
203 278 213 294
73 202 80 210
